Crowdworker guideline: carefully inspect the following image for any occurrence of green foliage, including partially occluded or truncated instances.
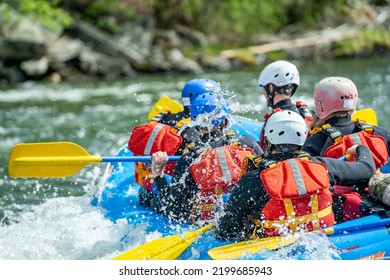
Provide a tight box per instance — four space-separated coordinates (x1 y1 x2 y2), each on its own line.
151 0 350 45
189 0 287 44
277 0 348 31
213 0 286 41
265 51 287 61
14 0 72 32
84 0 133 33
0 3 18 24
334 27 390 56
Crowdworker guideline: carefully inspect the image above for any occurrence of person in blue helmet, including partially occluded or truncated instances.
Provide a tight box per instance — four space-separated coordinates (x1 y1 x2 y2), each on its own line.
128 78 221 210
150 91 263 225
152 78 221 128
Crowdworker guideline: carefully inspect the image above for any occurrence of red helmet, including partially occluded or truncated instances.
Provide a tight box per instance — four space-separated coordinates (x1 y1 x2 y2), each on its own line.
313 77 358 120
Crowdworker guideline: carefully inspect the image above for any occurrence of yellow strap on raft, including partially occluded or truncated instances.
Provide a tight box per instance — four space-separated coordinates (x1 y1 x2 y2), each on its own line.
261 203 332 230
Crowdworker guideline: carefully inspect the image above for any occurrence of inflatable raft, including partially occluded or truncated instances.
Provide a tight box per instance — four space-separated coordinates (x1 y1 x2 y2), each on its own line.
91 116 390 260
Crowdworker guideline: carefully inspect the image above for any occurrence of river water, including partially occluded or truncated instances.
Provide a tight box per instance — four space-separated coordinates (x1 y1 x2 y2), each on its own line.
0 57 389 260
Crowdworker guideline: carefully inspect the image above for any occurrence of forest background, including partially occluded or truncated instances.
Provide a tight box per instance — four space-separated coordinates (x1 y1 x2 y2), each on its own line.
0 0 389 85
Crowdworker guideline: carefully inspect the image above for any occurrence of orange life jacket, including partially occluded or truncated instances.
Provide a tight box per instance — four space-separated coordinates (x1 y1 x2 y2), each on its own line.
256 157 334 237
313 123 388 170
128 121 182 191
189 145 253 222
332 185 364 222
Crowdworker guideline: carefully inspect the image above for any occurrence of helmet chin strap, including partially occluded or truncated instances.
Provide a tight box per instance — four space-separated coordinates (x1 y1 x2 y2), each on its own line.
264 137 272 152
265 84 276 108
265 84 298 108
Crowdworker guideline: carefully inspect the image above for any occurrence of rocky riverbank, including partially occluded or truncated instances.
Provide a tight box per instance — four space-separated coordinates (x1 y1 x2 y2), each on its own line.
1 3 389 85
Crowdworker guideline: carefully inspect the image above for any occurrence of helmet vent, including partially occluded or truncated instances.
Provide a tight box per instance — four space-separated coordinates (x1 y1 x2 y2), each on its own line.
278 131 285 136
274 74 279 78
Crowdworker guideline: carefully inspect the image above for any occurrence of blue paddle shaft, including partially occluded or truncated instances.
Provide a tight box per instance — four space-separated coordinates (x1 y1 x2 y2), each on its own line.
102 156 181 163
330 217 390 235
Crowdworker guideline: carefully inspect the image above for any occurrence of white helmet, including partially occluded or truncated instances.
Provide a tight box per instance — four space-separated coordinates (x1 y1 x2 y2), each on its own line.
258 60 300 88
264 110 307 146
258 60 300 108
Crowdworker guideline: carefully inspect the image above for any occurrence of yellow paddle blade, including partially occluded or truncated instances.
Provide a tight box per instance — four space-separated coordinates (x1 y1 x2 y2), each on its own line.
352 108 377 126
148 95 183 120
114 224 213 260
208 235 299 260
8 142 102 178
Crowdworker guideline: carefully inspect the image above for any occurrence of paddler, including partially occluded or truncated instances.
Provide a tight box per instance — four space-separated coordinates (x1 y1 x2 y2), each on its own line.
216 110 376 241
150 91 262 224
304 76 390 222
128 78 222 210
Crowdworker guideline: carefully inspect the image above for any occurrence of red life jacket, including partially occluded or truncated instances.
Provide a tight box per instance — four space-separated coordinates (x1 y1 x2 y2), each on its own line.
332 185 364 222
259 102 312 150
318 123 388 170
310 123 388 223
189 145 253 222
128 121 182 191
258 157 334 237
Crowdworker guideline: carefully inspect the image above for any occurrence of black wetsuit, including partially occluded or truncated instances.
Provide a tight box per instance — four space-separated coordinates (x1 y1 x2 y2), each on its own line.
303 116 390 157
216 145 376 241
153 128 263 223
272 98 308 115
140 109 263 210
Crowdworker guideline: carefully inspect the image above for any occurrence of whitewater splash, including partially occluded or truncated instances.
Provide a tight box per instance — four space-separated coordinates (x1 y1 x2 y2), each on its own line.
0 182 340 260
0 195 130 260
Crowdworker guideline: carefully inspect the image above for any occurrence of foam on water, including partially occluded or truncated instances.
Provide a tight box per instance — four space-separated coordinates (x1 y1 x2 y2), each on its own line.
239 233 341 260
0 195 143 260
0 82 149 103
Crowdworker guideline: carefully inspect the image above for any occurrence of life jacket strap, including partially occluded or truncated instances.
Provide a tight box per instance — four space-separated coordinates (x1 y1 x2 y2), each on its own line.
260 202 331 230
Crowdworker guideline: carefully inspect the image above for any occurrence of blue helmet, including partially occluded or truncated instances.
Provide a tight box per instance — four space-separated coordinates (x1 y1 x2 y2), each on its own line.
181 79 220 108
190 92 230 127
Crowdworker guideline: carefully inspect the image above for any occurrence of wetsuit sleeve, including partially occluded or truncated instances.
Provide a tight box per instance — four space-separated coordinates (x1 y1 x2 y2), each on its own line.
238 135 264 156
303 134 325 156
153 152 198 222
374 125 390 154
180 127 201 142
217 170 269 241
160 111 186 126
314 145 376 188
176 127 201 155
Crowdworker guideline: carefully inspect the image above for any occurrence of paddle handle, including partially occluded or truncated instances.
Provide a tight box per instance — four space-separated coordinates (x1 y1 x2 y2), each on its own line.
338 154 352 161
325 217 390 236
102 156 181 163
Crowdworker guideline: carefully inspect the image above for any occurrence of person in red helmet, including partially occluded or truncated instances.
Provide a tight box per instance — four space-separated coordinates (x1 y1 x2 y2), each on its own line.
257 60 313 151
304 76 390 222
216 110 376 242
